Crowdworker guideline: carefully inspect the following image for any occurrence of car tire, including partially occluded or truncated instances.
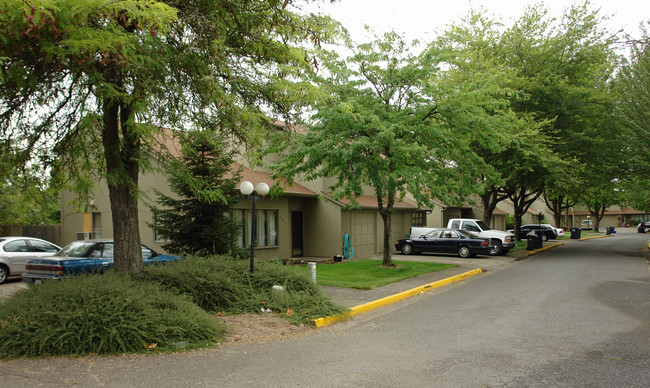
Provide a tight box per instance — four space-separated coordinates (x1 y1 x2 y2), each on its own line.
541 234 548 242
0 264 8 284
458 246 472 258
401 243 414 255
489 241 503 256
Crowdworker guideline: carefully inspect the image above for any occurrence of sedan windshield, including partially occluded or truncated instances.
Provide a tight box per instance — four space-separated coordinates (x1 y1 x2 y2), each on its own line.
54 241 96 257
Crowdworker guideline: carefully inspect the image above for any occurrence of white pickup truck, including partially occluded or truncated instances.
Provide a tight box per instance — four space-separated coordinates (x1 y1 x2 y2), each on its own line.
409 218 516 256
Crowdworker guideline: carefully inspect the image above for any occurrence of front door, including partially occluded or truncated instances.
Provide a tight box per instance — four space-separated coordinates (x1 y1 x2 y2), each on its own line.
291 211 303 257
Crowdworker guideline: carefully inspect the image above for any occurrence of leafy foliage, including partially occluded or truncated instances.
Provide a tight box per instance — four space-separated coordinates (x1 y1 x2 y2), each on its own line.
615 24 650 212
0 272 225 358
140 256 347 325
270 30 502 266
0 257 347 359
0 0 340 273
0 166 60 226
150 131 242 256
428 8 554 228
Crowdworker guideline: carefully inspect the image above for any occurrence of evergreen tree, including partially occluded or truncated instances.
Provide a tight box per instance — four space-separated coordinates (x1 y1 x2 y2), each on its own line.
151 131 241 256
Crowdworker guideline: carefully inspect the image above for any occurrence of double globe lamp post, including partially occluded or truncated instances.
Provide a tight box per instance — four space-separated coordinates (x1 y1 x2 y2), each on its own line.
239 181 270 273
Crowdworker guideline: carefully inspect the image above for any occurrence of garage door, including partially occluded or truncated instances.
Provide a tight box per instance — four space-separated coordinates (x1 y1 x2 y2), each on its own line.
350 212 376 257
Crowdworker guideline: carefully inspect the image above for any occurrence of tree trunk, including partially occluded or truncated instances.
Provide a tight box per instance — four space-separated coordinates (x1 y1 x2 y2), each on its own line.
513 204 524 241
545 195 575 228
102 99 144 274
588 205 607 232
480 191 498 225
379 191 395 268
509 187 542 241
480 186 511 225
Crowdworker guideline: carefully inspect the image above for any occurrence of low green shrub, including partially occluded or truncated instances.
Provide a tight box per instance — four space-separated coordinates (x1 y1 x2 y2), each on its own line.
0 272 226 359
139 255 251 312
141 256 347 325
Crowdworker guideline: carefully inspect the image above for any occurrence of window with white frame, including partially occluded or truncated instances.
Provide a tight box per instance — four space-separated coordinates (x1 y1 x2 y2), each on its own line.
232 209 279 248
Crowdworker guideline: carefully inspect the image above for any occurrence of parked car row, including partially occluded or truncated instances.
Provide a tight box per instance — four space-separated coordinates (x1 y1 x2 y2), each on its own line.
0 237 61 284
411 218 516 256
0 237 180 284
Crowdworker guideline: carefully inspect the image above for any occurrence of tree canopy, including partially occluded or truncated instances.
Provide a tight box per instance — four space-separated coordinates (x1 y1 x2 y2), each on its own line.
614 24 650 212
0 0 338 272
271 28 516 266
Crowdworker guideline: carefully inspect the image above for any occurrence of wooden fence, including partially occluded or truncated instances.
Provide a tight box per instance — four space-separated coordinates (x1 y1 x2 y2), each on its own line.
0 225 62 246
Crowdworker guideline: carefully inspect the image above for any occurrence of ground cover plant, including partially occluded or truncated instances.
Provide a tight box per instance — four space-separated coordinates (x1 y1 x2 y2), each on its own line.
0 272 225 359
140 256 347 325
312 259 459 290
0 257 347 359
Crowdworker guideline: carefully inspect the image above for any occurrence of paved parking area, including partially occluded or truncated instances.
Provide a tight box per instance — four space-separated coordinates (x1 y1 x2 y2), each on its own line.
0 279 26 300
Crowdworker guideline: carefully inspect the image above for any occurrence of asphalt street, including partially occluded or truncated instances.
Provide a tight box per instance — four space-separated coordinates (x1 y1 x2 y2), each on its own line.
0 230 648 387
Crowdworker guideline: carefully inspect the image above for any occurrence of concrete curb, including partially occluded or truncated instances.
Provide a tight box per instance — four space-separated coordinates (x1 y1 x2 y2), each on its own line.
313 268 483 328
527 242 563 255
579 234 614 241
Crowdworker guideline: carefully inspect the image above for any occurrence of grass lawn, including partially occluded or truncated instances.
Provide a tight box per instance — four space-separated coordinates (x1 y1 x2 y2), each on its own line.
311 259 459 290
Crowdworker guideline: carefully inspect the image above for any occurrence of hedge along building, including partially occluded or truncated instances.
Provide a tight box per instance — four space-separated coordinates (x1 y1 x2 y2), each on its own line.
60 127 419 261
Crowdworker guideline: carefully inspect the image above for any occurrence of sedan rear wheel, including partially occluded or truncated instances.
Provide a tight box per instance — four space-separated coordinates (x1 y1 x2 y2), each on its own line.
541 234 548 242
400 243 414 255
458 246 472 258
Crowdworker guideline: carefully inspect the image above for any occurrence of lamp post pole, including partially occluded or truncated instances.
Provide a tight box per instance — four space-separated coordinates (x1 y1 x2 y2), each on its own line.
239 181 269 273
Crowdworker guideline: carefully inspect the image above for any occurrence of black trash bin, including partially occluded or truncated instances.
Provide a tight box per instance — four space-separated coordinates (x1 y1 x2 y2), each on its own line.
526 234 538 251
638 223 646 234
570 227 581 239
606 226 615 235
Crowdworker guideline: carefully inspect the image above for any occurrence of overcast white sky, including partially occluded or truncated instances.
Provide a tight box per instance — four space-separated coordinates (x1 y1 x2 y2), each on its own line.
302 0 649 43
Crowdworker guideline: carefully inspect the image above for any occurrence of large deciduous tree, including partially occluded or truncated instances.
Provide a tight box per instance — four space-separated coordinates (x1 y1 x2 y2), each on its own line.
615 24 650 212
271 30 505 267
0 1 337 273
430 9 552 227
497 1 619 230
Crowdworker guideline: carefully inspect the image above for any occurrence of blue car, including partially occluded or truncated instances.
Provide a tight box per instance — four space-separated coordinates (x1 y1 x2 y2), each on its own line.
22 239 181 284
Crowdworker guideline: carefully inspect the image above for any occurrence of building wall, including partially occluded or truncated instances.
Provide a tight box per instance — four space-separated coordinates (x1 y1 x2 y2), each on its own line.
301 197 342 258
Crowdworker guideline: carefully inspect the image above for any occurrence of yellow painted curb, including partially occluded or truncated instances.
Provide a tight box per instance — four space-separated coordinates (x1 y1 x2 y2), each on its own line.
528 242 563 255
579 234 614 241
313 268 483 328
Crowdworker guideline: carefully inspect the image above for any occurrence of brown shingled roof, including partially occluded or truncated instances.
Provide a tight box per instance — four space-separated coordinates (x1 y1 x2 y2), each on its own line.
234 163 316 197
324 193 418 210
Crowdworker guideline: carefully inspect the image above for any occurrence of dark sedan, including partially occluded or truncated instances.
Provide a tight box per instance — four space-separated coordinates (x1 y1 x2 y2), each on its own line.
22 239 182 284
395 228 492 258
519 224 557 241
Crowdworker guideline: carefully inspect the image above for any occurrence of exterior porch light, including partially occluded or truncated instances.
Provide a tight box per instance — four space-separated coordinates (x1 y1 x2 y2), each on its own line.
239 181 270 273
